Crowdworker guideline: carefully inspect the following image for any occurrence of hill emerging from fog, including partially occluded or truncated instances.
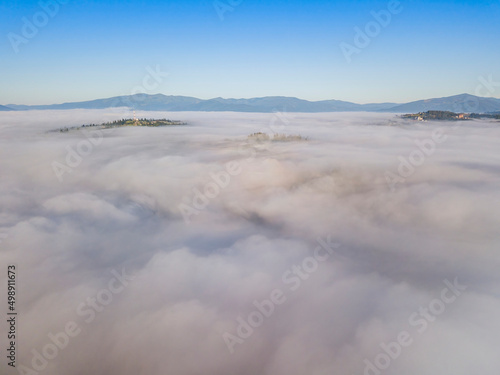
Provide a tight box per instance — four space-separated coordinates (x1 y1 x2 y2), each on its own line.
5 93 500 113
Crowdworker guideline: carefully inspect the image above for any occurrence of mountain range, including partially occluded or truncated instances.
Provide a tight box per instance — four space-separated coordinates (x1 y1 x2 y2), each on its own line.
3 93 500 113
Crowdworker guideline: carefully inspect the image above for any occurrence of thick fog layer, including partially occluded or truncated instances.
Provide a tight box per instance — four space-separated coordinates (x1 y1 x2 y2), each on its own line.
1 110 499 375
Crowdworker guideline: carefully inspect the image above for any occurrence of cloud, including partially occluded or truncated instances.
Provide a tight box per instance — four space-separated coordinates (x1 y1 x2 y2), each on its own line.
0 109 499 375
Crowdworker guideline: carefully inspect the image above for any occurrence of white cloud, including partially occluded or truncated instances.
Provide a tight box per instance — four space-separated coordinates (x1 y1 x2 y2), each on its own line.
1 109 499 375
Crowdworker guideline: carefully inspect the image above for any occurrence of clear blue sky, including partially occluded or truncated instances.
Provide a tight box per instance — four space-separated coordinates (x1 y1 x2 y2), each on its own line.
1 0 500 105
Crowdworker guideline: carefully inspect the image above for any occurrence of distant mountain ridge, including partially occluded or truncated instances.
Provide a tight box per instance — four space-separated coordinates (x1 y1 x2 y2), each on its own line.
0 105 14 111
6 94 397 112
4 93 500 113
381 93 500 114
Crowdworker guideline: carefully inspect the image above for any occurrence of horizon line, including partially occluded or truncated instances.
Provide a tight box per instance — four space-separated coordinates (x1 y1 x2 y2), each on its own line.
4 92 500 108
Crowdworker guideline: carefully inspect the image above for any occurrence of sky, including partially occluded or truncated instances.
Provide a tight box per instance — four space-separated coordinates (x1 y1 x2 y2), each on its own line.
1 0 500 105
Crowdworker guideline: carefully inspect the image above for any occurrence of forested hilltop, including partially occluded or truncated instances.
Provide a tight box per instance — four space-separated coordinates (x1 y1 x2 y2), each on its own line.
55 118 187 132
402 110 500 121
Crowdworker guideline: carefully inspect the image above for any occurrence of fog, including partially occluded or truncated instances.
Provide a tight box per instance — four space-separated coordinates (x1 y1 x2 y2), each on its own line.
1 109 500 375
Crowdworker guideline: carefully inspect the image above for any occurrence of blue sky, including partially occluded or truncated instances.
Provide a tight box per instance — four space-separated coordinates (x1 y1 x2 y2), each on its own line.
1 0 500 105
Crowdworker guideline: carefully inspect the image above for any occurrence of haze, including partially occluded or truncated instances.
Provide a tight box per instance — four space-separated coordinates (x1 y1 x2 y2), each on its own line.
1 110 499 375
